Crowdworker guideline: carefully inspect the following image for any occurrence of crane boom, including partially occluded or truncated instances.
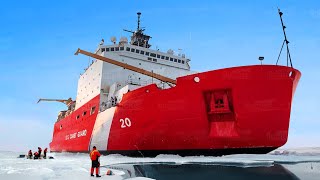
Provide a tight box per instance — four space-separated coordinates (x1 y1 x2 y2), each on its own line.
37 98 73 106
74 48 177 85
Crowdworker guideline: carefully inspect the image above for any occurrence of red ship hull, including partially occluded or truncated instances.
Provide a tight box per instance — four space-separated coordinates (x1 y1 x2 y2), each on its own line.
50 65 301 156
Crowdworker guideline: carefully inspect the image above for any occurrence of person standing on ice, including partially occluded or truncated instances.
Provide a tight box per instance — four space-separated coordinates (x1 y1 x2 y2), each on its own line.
90 146 101 177
38 147 42 158
43 148 48 159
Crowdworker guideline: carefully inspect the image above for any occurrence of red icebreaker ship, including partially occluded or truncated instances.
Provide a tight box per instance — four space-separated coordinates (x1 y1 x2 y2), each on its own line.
45 11 301 156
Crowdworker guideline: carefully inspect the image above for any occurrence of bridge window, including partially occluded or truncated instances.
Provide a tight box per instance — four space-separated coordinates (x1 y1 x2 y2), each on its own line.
161 56 165 59
131 48 135 52
153 58 157 62
148 57 152 61
111 47 114 51
150 53 156 57
166 57 169 60
140 50 144 55
115 47 119 51
178 59 181 63
145 52 149 56
170 58 173 61
120 47 124 51
106 48 110 52
182 60 185 64
101 48 105 52
157 54 160 58
136 49 140 53
126 47 130 51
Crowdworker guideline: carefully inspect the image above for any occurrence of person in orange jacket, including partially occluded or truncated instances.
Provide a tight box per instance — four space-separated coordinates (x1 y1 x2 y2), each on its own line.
90 146 101 177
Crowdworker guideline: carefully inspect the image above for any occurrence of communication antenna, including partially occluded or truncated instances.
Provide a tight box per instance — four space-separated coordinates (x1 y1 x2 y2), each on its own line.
137 12 141 31
276 8 293 67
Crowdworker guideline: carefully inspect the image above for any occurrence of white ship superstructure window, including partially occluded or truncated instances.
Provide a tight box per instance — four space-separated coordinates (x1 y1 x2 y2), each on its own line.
103 46 187 65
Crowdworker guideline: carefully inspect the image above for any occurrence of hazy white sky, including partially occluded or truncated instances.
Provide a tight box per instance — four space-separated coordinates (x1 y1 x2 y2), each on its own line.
0 0 319 152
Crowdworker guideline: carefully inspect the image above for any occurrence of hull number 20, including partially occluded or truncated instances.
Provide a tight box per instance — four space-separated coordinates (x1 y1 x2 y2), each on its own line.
120 118 131 128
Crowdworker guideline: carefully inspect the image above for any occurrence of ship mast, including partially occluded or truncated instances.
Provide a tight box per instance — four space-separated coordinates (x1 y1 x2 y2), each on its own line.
123 12 152 48
276 9 293 67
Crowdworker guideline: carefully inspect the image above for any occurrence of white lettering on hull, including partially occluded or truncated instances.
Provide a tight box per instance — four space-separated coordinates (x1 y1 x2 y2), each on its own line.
65 129 87 141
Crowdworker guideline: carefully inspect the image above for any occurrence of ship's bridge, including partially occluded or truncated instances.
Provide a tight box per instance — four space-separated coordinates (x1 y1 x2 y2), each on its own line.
96 44 191 70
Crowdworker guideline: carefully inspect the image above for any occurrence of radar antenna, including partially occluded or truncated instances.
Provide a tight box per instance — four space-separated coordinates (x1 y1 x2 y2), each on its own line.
276 8 293 67
123 12 152 48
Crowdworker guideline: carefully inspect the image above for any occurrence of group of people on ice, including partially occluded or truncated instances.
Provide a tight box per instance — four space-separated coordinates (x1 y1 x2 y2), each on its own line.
27 147 48 159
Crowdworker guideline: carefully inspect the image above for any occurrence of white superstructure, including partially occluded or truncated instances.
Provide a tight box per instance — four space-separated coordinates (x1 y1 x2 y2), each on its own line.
75 12 194 110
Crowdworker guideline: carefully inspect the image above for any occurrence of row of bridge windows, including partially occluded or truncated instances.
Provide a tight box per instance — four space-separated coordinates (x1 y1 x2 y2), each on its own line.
101 47 185 64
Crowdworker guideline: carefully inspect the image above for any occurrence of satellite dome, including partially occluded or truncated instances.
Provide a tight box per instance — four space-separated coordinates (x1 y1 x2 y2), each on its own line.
120 37 128 44
110 36 117 44
167 49 174 55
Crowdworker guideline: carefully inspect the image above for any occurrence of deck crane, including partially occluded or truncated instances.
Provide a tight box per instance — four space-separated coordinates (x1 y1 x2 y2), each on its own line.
74 48 177 86
37 98 74 106
37 98 75 121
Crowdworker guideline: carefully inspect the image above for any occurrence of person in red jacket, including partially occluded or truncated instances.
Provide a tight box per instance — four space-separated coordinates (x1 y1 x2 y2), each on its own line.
90 146 101 177
34 152 39 159
28 150 32 159
43 148 48 159
38 147 42 158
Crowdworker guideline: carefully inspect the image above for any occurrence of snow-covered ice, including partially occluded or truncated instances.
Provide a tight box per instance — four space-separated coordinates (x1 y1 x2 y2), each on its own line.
1 149 320 180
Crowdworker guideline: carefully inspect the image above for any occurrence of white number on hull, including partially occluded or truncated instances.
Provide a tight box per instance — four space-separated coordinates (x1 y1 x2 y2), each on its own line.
120 118 131 128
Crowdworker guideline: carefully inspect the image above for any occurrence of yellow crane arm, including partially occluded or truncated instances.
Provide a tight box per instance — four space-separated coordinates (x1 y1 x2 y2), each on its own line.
74 48 177 85
37 98 73 106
